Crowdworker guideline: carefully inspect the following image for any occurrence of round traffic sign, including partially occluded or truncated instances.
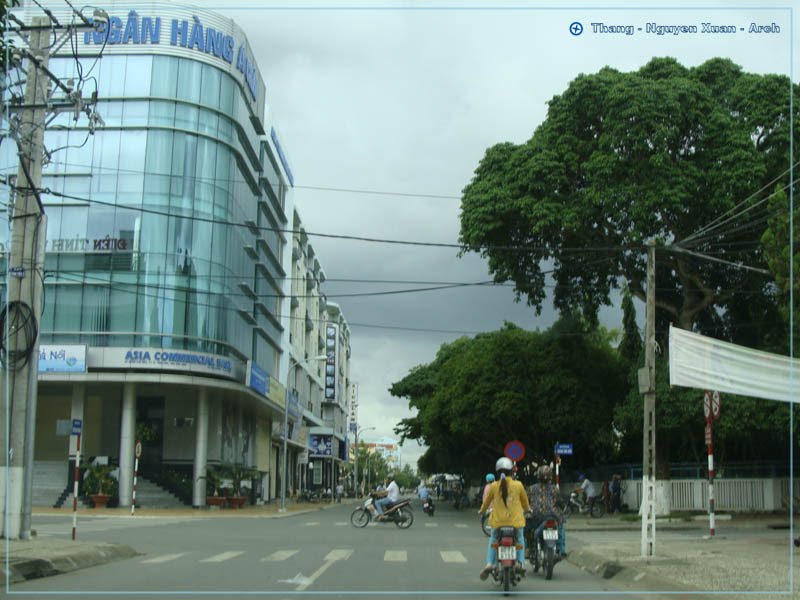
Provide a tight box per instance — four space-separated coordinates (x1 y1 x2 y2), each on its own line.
504 440 525 462
134 440 143 459
703 391 712 419
711 391 721 419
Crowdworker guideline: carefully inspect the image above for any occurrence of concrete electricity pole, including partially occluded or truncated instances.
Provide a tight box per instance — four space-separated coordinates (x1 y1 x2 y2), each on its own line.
1 8 104 539
639 240 657 557
2 16 50 541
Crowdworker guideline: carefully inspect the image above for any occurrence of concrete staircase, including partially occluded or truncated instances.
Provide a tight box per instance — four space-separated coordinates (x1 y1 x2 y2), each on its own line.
32 461 188 508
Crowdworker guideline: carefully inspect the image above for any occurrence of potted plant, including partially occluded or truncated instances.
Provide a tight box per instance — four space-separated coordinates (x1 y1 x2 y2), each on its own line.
198 465 226 508
219 463 257 509
84 464 117 508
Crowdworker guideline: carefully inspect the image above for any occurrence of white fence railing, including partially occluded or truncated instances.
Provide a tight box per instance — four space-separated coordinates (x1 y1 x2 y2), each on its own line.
622 478 799 512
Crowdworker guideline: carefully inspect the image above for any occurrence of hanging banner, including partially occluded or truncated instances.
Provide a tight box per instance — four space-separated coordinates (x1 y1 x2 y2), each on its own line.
669 325 798 404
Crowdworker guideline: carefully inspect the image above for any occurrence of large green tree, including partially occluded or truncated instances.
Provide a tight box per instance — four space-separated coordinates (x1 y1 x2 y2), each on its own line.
392 319 626 478
459 57 796 344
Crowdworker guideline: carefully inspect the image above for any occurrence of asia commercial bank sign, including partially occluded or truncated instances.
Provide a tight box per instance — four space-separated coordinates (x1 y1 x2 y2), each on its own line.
82 11 260 102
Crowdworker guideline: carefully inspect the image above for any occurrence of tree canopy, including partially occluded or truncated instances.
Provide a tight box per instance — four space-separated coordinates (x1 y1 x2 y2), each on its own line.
391 319 626 479
459 57 797 345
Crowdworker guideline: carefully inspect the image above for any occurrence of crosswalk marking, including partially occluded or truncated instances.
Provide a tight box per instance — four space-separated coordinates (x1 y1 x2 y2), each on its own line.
303 522 320 527
455 523 468 528
261 549 299 562
440 551 468 563
141 553 186 564
334 522 348 526
424 522 438 527
199 551 244 563
384 550 407 562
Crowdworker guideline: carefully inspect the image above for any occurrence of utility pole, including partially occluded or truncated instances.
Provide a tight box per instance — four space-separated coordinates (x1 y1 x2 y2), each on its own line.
2 16 50 540
1 8 103 539
639 240 657 557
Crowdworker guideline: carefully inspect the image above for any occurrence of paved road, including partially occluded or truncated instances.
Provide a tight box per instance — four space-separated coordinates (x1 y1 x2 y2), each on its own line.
15 502 633 598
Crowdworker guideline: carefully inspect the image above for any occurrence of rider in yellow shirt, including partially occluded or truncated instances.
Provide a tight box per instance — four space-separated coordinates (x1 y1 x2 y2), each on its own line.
478 457 530 579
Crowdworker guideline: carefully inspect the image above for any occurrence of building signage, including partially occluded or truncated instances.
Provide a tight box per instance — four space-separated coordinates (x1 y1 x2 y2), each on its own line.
82 11 260 102
287 390 302 419
325 324 338 401
245 360 269 396
103 347 235 378
348 382 358 432
309 434 332 457
270 128 294 187
39 345 86 373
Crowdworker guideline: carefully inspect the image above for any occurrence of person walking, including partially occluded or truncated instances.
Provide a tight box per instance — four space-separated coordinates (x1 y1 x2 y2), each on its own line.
336 482 344 503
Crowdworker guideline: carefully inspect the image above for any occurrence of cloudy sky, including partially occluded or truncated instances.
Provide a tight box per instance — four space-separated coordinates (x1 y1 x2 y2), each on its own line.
219 0 794 468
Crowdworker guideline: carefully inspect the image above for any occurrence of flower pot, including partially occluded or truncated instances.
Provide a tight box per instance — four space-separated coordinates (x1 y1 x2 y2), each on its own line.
227 496 247 509
206 496 226 508
90 493 112 508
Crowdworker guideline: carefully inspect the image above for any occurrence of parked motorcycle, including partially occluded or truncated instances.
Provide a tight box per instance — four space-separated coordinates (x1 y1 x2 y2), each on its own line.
563 491 604 518
350 494 414 529
480 508 492 536
487 526 524 595
525 514 560 580
421 496 435 516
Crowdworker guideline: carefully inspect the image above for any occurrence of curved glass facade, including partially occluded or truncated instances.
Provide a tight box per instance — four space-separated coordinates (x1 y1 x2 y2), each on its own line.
1 51 286 372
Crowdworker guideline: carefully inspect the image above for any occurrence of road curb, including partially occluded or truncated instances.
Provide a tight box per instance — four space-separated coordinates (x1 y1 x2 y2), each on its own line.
2 542 139 585
566 547 692 592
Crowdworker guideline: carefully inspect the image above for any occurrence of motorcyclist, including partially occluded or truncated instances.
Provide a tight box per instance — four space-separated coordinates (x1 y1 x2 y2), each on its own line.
374 473 400 519
417 480 434 511
576 473 596 511
478 457 530 580
526 465 566 557
482 473 495 505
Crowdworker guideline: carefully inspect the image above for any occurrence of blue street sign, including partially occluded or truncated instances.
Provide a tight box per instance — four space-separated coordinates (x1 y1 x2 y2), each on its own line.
554 443 573 456
71 419 82 435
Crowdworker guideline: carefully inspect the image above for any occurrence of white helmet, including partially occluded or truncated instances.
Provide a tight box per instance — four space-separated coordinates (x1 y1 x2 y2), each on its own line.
495 457 514 472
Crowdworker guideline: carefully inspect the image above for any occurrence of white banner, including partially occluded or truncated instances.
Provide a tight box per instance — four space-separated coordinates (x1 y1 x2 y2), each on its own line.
669 325 799 404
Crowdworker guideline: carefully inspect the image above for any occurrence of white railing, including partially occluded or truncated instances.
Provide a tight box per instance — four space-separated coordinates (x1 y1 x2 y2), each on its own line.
622 478 798 512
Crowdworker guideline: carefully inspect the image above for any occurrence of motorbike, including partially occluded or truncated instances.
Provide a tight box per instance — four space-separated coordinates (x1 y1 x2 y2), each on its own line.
487 526 524 595
563 491 604 518
480 507 492 536
452 490 470 510
525 514 560 580
421 495 435 516
350 494 414 529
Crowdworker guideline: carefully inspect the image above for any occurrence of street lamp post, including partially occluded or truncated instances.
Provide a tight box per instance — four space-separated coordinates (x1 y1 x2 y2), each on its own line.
354 426 375 498
281 355 326 513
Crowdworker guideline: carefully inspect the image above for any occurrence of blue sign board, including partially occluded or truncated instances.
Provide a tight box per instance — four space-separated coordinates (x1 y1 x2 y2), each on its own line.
39 345 87 373
309 434 332 457
554 443 573 456
71 419 82 435
245 361 269 396
287 390 302 419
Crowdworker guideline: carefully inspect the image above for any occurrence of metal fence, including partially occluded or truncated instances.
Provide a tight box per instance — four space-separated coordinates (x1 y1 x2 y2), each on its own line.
622 478 799 512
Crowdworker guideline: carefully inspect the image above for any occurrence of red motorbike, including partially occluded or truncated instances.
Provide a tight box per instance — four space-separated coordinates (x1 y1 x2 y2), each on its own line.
489 526 523 595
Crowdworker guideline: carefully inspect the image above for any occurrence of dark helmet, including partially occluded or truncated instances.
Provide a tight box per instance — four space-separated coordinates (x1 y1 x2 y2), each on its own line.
578 473 586 481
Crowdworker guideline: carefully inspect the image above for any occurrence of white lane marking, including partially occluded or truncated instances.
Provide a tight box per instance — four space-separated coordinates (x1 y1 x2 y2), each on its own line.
384 550 407 562
424 522 438 528
262 550 300 562
303 522 320 527
334 522 348 526
455 523 468 528
199 551 244 563
296 549 353 592
634 572 646 581
440 551 468 563
141 553 186 564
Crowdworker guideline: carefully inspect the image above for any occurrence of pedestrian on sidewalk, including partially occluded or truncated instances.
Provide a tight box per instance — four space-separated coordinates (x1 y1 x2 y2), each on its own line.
336 483 343 503
610 474 622 513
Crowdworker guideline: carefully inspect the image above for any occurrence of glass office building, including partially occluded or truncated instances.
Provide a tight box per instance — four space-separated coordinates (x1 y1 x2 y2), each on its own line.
1 1 297 506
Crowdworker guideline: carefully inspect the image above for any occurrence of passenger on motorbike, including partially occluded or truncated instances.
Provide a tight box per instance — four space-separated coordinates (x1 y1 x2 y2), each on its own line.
374 473 400 519
526 465 566 556
478 457 530 580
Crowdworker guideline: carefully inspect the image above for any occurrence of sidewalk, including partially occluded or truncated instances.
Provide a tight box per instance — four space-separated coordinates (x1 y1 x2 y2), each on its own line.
565 512 799 599
1 498 346 585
